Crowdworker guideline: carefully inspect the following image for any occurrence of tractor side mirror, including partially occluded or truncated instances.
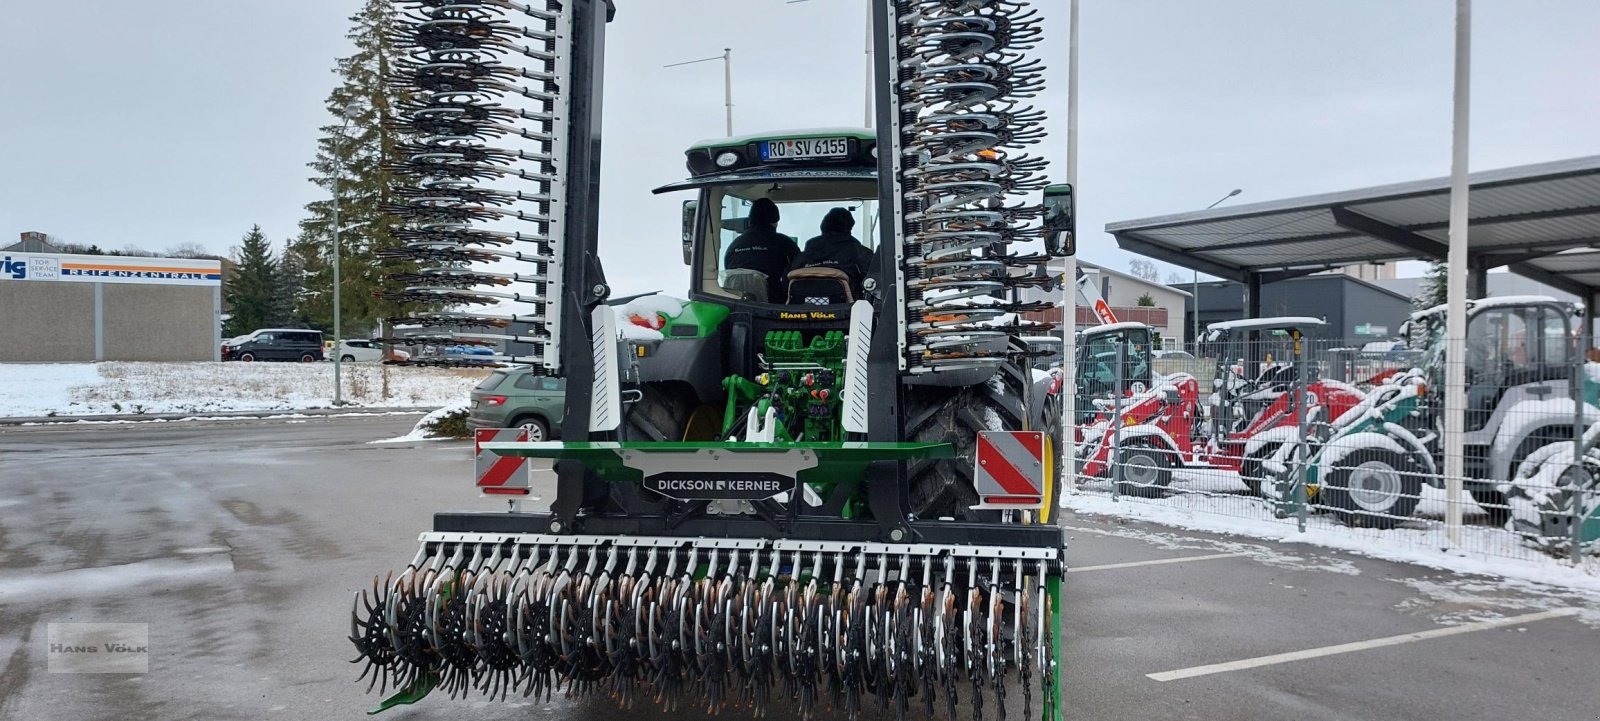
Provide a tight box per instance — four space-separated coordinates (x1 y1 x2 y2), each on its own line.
681 200 697 265
1042 184 1075 256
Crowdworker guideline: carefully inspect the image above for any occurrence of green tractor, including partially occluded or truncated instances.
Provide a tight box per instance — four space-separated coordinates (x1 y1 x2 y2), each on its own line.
349 2 1070 719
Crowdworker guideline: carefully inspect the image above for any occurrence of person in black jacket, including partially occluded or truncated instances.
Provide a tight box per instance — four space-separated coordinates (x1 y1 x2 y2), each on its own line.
788 207 874 299
723 198 799 300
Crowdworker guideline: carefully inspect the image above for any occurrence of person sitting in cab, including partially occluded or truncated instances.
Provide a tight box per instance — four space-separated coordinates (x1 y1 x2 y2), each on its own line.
721 198 799 302
784 207 873 305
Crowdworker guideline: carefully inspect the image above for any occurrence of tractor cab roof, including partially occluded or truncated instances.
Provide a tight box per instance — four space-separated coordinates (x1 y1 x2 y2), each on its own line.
1408 294 1573 322
654 127 878 193
1081 321 1152 338
1205 316 1325 334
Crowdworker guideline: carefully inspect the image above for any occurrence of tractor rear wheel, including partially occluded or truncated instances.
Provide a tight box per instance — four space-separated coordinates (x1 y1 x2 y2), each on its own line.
622 384 697 442
904 363 1031 522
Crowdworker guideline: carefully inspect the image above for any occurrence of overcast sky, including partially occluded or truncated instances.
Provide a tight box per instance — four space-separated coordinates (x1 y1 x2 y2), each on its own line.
2 1 1597 296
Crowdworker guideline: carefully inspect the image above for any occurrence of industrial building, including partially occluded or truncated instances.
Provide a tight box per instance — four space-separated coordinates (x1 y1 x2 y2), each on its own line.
1185 275 1414 345
0 238 221 362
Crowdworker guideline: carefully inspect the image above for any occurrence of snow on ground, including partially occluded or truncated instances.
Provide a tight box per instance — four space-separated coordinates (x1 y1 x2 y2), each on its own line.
0 362 490 418
373 401 472 443
1064 471 1600 593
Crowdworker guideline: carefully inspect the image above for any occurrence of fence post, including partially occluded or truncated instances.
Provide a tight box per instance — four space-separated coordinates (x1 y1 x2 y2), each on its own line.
1572 316 1590 563
1294 336 1309 532
1111 338 1125 500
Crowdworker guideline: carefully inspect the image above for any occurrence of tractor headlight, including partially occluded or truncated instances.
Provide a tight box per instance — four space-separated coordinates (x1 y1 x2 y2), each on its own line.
715 151 740 168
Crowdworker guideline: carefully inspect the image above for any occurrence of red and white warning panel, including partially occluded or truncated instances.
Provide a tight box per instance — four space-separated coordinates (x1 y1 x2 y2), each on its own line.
475 428 532 495
973 430 1046 509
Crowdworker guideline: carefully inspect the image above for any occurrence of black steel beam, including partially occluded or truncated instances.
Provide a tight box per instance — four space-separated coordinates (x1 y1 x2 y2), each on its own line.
1508 260 1594 297
1406 204 1600 232
1330 206 1449 261
1113 232 1248 281
1196 229 1356 253
433 512 1068 551
1258 267 1330 284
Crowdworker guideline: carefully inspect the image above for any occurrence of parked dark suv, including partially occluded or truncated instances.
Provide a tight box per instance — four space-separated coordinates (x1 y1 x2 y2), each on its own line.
222 329 326 362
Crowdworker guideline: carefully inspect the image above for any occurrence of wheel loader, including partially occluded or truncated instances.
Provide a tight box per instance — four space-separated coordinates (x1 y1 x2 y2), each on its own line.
349 1 1070 719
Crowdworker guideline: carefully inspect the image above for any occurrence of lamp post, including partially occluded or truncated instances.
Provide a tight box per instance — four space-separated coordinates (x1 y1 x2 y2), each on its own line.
331 105 359 405
665 49 734 136
1061 0 1080 497
1194 189 1243 349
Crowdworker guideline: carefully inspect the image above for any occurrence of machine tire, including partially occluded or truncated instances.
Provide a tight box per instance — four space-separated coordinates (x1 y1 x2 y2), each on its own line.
1469 488 1513 528
239 352 257 362
508 415 549 443
1320 449 1422 529
341 354 356 362
904 363 1030 522
300 353 317 363
1239 442 1281 497
622 383 697 442
1114 441 1173 498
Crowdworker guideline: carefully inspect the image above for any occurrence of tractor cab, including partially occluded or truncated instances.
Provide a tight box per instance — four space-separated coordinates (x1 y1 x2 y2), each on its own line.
1198 317 1324 436
657 128 880 311
1075 322 1155 422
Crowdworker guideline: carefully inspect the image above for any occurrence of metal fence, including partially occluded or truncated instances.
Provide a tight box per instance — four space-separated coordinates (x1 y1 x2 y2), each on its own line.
1067 330 1600 573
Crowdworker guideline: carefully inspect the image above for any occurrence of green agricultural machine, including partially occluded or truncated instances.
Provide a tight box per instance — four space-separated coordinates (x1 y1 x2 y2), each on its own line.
350 1 1071 719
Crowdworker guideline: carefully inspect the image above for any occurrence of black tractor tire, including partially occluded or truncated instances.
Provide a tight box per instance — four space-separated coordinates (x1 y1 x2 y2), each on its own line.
1469 487 1513 528
1115 441 1174 498
1492 430 1571 528
622 383 697 442
904 363 1031 522
1239 442 1282 497
1320 448 1423 529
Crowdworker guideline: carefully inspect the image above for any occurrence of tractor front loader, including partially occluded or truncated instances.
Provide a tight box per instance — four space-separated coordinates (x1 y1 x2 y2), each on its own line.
349 1 1070 719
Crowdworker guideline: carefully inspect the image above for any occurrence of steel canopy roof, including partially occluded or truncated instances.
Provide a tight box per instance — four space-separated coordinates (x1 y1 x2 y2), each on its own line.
1105 155 1600 296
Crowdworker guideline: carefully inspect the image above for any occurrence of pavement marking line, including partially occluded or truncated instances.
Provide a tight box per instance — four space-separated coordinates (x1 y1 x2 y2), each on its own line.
1147 608 1580 682
1070 553 1247 573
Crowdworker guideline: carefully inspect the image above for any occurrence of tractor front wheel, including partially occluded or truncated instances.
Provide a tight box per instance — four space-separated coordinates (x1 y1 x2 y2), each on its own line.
1320 449 1422 529
1115 442 1174 498
1239 442 1281 497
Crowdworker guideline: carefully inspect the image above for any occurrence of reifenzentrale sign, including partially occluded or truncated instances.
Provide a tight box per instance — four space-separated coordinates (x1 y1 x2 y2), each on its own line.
0 251 221 287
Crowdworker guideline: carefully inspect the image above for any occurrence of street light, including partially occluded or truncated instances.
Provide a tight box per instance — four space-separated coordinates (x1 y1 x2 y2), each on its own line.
665 49 734 136
787 0 873 127
1194 189 1242 350
331 103 360 405
1206 188 1243 210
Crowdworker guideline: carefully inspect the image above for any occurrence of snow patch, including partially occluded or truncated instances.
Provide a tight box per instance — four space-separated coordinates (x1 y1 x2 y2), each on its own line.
1062 491 1600 593
0 362 486 418
373 401 472 444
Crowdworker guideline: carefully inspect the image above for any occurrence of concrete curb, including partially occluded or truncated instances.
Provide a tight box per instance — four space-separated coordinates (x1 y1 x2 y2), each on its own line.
0 406 433 426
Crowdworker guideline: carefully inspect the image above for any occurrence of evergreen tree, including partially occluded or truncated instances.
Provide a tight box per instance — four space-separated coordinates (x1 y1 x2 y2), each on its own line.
1417 261 1448 311
223 225 278 336
271 238 311 328
293 0 413 334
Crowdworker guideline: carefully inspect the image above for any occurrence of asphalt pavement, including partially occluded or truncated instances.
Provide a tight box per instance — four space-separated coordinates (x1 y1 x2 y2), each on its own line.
0 417 1595 721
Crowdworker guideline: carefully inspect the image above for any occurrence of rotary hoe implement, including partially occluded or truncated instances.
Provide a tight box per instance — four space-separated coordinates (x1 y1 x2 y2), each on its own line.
349 0 1072 718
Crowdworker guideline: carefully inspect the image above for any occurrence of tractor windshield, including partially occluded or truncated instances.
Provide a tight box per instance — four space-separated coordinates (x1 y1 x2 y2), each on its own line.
1075 326 1154 421
697 181 880 303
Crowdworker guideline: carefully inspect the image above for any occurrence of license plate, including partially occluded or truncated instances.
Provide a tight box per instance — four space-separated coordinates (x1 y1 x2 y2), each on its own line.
761 137 850 161
470 399 479 408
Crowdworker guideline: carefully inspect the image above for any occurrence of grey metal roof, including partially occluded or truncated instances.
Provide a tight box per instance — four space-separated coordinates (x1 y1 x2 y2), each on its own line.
1106 155 1600 295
